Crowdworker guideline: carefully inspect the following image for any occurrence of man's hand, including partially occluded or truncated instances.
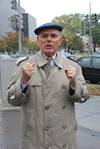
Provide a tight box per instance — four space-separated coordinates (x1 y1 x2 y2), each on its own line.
65 65 76 88
22 62 35 84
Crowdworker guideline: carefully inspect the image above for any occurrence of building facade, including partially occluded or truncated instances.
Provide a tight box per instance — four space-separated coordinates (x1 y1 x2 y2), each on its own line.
22 13 36 40
0 0 36 40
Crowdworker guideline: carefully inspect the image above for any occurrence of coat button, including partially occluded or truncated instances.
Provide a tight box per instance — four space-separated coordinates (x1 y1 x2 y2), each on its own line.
62 84 66 89
45 126 49 131
63 144 66 148
62 105 66 109
45 144 49 148
45 106 49 110
63 125 67 129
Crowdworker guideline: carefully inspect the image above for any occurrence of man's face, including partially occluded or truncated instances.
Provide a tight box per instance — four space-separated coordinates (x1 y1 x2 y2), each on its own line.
37 28 62 57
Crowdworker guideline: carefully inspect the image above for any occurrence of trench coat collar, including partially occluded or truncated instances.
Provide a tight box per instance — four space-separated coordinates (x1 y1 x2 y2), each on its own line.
35 50 63 69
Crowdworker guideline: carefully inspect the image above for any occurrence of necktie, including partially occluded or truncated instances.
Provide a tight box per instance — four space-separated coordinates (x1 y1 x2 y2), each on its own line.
47 57 53 67
45 57 53 77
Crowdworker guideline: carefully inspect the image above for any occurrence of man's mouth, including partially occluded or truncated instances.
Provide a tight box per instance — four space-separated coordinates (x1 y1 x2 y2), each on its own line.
45 45 53 48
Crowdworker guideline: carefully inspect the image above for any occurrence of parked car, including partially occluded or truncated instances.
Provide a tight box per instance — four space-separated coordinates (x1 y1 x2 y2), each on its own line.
0 54 11 59
92 52 100 55
60 51 71 56
77 55 100 83
11 53 19 58
60 51 76 60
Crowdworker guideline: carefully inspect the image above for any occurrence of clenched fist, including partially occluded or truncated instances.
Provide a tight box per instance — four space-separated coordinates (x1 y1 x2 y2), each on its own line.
65 65 76 88
22 62 35 84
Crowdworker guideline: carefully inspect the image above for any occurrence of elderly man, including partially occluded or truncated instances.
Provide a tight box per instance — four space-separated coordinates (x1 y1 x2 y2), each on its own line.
7 23 90 149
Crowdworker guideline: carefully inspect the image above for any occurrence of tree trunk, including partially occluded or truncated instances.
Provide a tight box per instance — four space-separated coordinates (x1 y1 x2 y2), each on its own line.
94 43 96 52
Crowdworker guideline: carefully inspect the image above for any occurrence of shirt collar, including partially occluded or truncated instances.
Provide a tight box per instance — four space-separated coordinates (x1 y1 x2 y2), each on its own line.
35 51 62 69
41 52 56 61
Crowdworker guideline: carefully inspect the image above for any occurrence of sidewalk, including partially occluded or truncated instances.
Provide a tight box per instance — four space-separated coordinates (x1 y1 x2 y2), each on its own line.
75 95 100 132
75 95 100 149
0 95 100 149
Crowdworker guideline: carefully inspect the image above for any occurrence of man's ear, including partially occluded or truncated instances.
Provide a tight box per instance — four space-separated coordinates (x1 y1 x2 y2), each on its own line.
37 36 39 42
59 36 62 46
37 36 39 45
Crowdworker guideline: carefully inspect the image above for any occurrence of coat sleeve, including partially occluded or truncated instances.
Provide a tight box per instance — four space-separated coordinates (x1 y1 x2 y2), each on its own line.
70 63 90 103
7 62 28 106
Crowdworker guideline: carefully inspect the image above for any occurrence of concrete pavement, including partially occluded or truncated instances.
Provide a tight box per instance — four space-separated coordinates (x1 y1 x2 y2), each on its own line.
0 95 100 149
75 95 100 132
75 95 100 149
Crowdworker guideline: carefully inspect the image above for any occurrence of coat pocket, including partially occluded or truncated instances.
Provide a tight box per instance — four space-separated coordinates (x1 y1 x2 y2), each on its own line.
23 111 37 137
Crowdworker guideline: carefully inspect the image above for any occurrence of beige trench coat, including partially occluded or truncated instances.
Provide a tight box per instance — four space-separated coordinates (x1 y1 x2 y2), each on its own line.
7 51 90 149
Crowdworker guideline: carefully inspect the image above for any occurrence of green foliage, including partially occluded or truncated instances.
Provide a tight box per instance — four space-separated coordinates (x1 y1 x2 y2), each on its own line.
33 41 40 51
25 39 40 52
0 32 18 53
70 35 84 50
92 14 100 50
0 32 39 54
52 13 84 51
92 23 100 45
84 13 100 51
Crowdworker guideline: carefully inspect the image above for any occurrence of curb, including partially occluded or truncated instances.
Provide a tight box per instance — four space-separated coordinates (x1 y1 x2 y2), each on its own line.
0 105 21 111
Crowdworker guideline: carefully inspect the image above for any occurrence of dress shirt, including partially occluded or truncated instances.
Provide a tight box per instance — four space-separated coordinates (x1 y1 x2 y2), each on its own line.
42 52 56 68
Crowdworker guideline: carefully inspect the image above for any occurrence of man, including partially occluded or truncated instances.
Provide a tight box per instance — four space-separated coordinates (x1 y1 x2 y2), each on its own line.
7 23 90 149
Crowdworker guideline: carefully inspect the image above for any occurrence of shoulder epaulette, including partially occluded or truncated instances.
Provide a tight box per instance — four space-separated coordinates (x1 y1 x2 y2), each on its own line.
16 56 29 66
67 56 79 64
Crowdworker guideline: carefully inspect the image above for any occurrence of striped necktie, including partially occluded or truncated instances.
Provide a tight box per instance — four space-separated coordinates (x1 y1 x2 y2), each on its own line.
47 57 53 68
46 57 53 77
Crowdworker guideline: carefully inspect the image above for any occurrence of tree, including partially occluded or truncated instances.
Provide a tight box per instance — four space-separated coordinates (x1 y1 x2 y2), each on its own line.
23 37 40 53
0 32 39 54
92 14 100 51
71 35 84 50
0 32 18 53
52 13 84 51
83 13 100 52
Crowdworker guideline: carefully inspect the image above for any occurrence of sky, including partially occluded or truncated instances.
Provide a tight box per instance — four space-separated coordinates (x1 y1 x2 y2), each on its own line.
20 0 100 27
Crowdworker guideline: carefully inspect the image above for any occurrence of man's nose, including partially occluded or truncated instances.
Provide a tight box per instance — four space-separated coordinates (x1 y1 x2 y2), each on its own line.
47 35 52 40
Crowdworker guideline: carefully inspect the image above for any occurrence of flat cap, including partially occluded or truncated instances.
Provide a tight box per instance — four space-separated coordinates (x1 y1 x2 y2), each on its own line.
34 23 63 35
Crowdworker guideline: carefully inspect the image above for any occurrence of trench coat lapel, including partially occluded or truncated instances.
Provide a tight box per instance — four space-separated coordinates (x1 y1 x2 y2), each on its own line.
35 51 63 69
28 51 64 86
35 51 48 67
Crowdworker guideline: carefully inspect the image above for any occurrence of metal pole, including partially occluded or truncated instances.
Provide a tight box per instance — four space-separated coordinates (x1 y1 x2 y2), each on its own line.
18 0 22 56
84 19 86 55
89 2 92 54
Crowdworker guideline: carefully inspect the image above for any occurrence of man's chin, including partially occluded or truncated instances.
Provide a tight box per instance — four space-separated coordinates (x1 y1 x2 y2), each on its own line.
44 51 54 57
